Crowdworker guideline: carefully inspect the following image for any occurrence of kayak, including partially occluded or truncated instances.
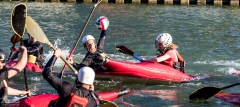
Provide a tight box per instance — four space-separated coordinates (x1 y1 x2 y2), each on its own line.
214 92 240 106
7 58 195 85
96 59 194 85
5 87 130 107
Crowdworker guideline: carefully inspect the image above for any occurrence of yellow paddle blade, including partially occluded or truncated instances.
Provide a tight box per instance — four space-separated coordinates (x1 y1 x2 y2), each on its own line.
100 100 118 107
25 16 78 75
25 16 51 45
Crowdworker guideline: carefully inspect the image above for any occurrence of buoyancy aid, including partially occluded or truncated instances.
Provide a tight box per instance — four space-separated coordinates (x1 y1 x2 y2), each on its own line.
157 50 175 67
66 86 99 107
0 68 8 104
65 93 88 107
173 51 185 73
158 50 185 73
0 80 8 105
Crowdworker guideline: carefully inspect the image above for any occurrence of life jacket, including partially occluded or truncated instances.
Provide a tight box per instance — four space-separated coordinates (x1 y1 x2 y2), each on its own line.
158 50 185 73
0 80 8 105
65 93 88 107
157 50 175 67
173 51 185 73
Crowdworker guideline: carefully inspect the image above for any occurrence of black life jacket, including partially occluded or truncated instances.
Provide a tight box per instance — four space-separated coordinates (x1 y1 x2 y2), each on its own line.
0 68 8 104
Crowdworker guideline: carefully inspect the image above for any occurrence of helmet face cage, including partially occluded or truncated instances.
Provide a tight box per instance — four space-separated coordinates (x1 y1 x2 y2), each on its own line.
83 40 96 51
155 40 160 51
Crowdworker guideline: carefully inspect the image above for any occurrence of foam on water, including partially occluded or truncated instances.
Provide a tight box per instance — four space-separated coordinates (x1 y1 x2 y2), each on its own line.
194 60 240 67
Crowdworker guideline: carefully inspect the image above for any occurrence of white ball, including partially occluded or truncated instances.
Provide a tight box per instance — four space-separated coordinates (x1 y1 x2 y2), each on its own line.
95 16 109 30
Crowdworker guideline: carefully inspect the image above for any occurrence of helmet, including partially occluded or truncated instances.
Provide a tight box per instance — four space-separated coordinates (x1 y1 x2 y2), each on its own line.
0 49 6 62
155 33 172 48
82 35 95 44
78 67 95 85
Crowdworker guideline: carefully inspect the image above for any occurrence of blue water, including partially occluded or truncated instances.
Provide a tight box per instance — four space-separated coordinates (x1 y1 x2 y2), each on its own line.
1 2 240 106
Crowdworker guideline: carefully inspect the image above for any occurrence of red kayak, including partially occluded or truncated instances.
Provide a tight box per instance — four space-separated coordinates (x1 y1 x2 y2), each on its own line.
7 58 194 85
6 87 130 107
214 92 240 106
95 59 194 85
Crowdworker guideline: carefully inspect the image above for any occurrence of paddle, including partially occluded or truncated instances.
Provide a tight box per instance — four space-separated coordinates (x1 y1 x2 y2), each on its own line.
100 100 118 107
189 82 240 101
11 3 26 38
58 0 102 79
11 3 29 96
25 16 78 75
91 92 118 107
25 16 117 107
116 46 142 61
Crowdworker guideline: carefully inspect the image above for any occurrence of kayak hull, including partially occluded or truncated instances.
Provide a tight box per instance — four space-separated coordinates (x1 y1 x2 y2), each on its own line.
6 87 130 107
95 59 194 84
215 92 240 106
7 59 194 85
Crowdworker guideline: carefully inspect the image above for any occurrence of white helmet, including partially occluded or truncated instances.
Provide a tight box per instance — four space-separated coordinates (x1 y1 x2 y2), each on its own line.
82 35 95 44
78 67 95 85
156 33 172 48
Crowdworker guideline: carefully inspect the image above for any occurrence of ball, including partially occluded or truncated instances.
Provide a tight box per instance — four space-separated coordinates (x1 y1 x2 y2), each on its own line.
95 16 109 30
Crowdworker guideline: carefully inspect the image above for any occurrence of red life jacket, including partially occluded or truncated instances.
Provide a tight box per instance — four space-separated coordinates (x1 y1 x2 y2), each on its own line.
157 50 175 67
158 50 185 71
65 93 88 107
161 60 174 67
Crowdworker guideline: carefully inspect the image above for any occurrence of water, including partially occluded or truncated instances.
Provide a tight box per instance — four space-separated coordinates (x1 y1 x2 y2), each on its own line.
1 2 240 106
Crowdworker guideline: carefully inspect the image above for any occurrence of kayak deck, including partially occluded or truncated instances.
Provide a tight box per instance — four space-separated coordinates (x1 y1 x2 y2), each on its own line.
6 87 130 107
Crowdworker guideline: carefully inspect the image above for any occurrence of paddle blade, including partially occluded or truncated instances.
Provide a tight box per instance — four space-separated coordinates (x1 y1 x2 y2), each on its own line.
100 100 118 107
116 46 134 56
189 86 221 100
11 3 27 38
25 16 51 45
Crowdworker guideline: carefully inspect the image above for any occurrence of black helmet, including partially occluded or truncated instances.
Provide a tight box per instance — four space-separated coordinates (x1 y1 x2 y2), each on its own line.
0 49 6 62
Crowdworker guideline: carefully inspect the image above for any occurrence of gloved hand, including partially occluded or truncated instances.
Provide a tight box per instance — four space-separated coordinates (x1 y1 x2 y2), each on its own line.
10 34 21 44
92 54 107 65
95 16 109 30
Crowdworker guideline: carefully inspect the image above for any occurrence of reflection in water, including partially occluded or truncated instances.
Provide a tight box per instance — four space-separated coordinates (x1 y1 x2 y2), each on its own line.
132 90 178 101
115 88 180 107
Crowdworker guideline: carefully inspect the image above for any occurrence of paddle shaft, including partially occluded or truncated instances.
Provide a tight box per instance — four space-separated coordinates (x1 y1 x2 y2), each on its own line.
58 0 102 79
49 45 78 75
7 44 15 61
116 46 142 61
21 38 29 97
133 55 142 61
222 82 240 90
